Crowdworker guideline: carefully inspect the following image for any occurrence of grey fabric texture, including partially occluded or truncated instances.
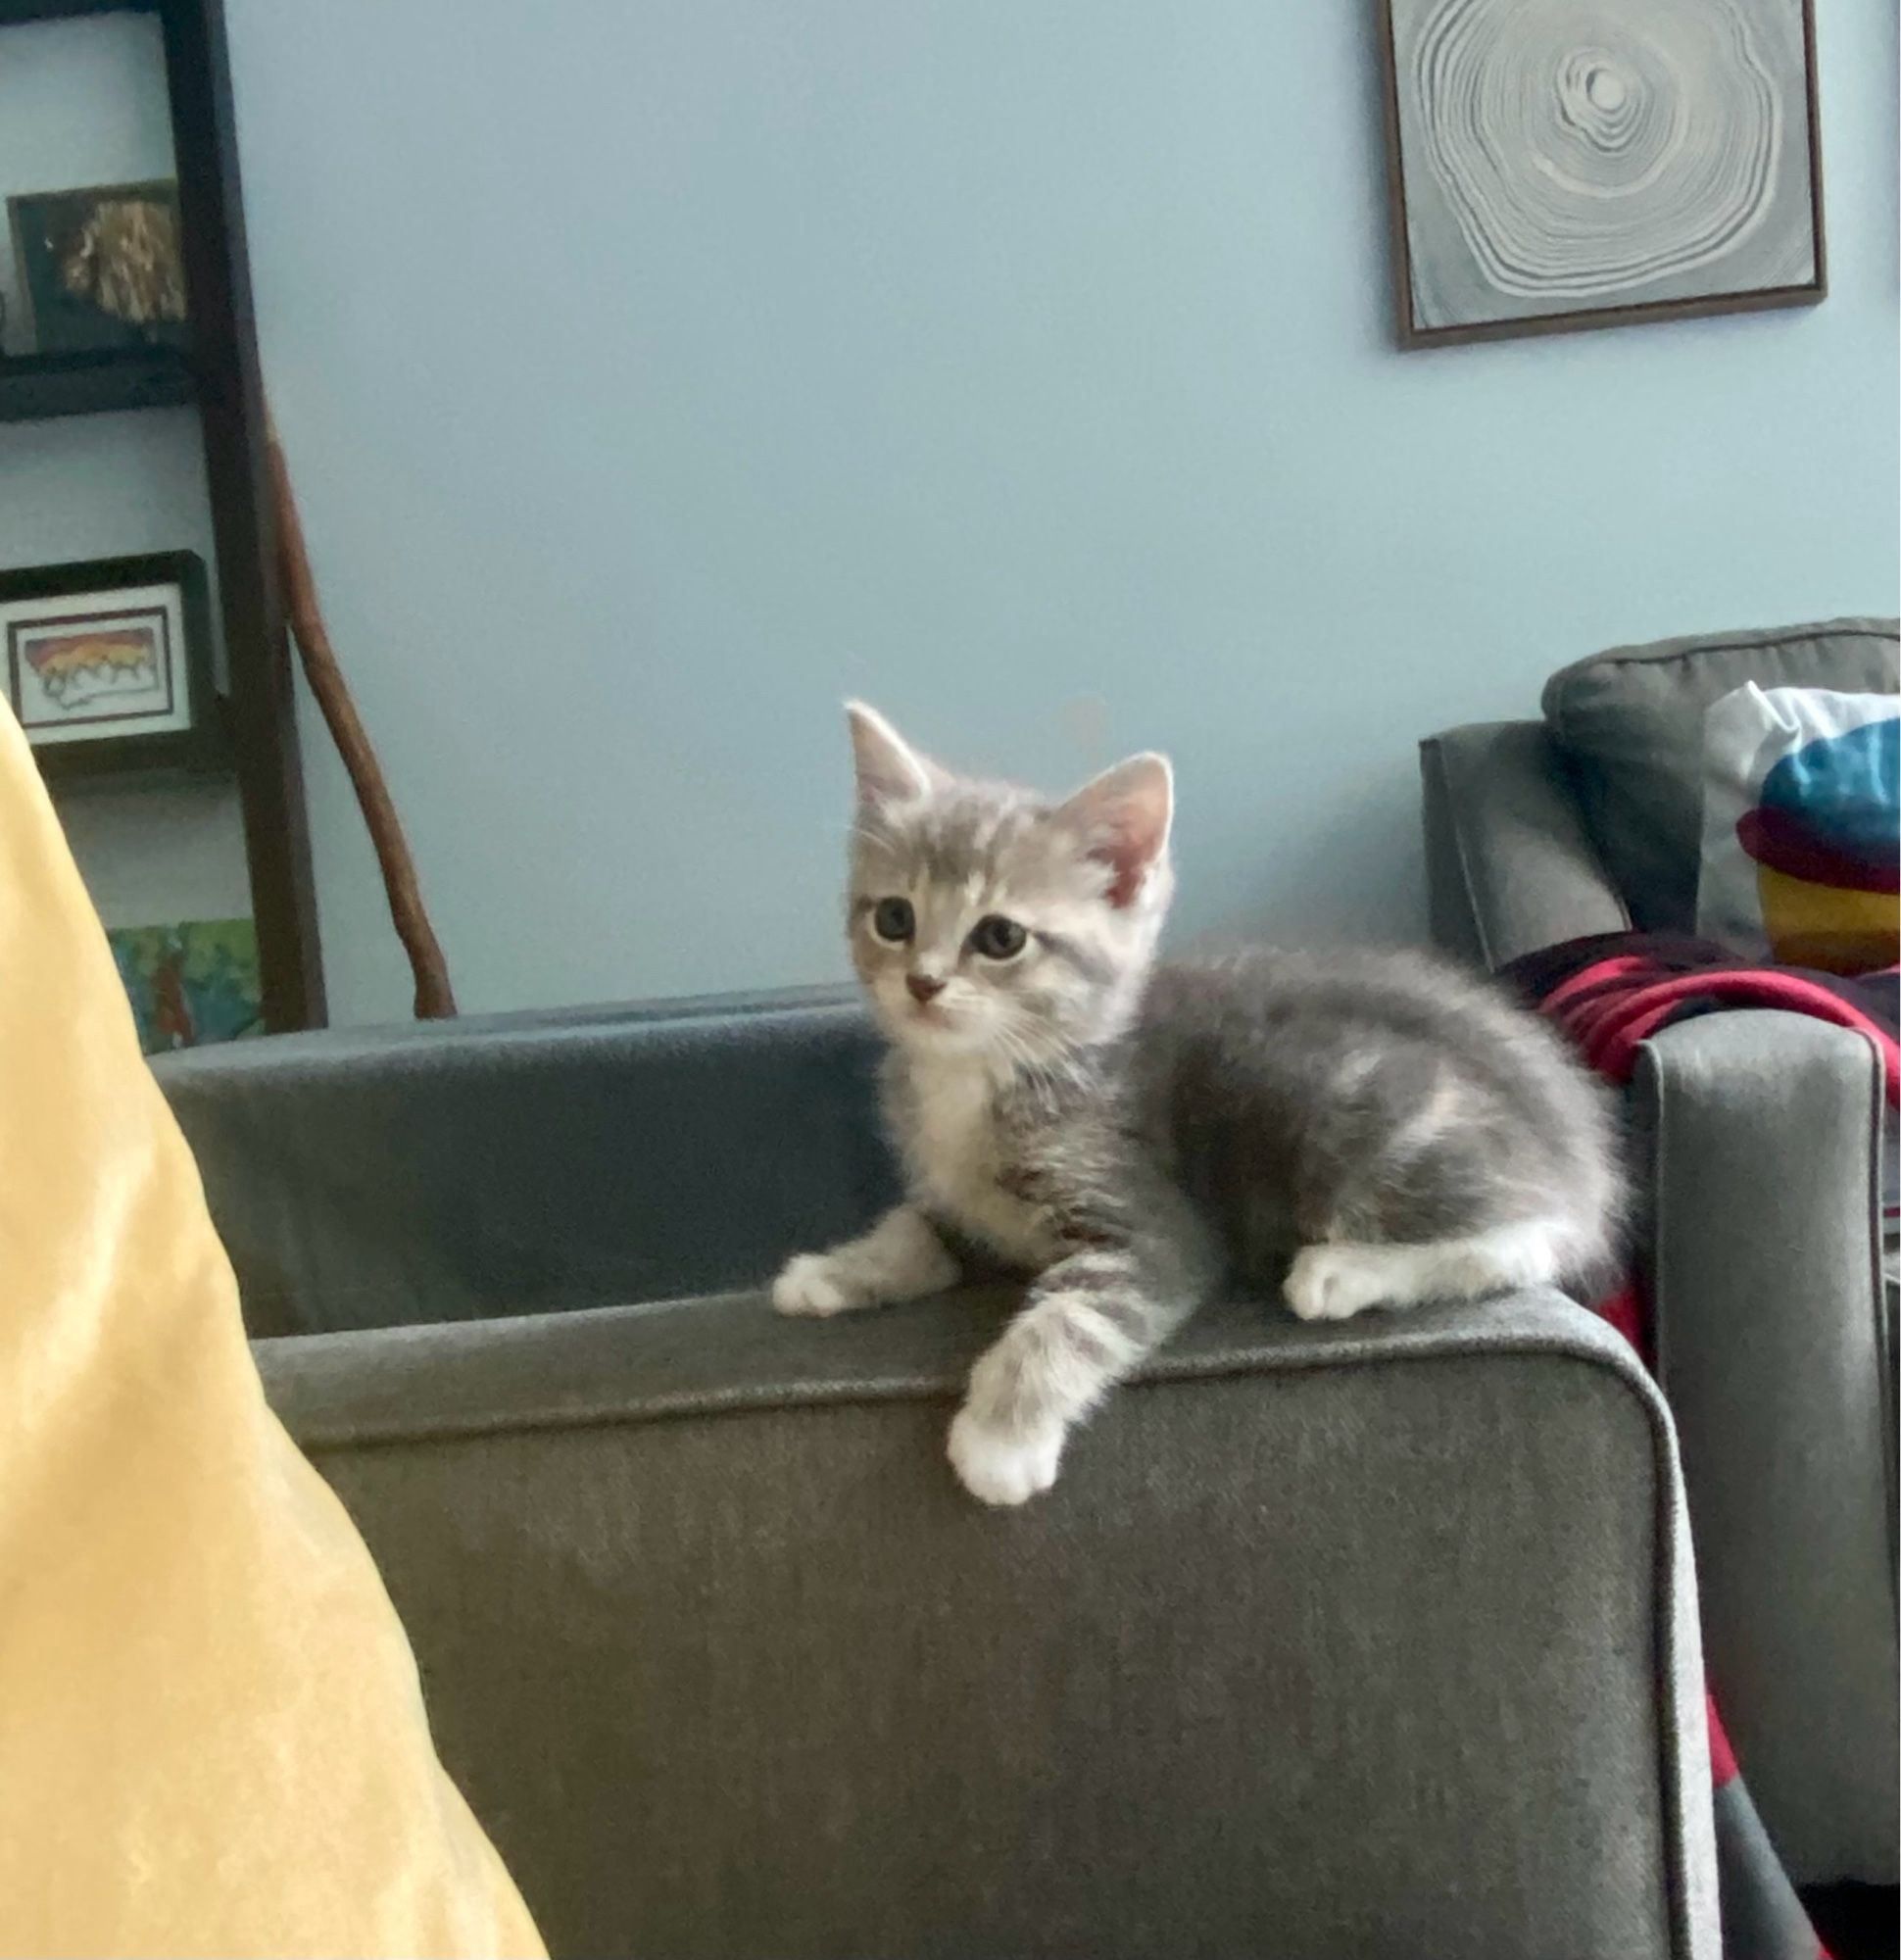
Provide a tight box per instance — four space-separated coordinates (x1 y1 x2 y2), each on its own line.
1419 720 1631 968
258 1288 1717 1960
1538 617 1900 931
1711 1782 1830 1960
1633 1011 1899 1885
162 998 1719 1956
156 989 886 1339
163 1004 1709 1952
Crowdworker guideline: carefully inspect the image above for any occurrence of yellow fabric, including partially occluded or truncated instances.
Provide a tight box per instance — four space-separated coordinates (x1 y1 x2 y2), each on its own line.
0 708 545 1960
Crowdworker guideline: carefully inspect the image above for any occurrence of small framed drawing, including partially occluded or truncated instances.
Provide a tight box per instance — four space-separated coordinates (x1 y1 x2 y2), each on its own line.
1376 0 1826 347
6 179 188 355
0 553 223 779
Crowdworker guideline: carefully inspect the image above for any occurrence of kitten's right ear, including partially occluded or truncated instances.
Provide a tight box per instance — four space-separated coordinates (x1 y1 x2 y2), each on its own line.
846 702 939 807
1052 752 1174 907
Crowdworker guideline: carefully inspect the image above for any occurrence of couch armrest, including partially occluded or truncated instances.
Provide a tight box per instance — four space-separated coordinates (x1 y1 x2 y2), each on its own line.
157 990 898 1337
1633 1011 1898 1884
260 1291 1715 1960
1420 721 1630 969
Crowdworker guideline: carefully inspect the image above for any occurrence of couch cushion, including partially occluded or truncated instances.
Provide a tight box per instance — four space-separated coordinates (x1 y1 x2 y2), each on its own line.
1542 619 1899 931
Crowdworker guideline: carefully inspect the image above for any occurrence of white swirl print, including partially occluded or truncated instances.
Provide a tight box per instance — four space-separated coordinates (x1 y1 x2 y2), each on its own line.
1392 0 1816 331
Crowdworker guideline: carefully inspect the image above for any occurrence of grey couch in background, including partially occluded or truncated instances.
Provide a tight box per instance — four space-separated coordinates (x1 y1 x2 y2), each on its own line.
1422 616 1899 1890
159 1000 1718 1958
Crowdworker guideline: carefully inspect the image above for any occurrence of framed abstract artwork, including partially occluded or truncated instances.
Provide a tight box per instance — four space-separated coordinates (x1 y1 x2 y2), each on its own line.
1377 0 1825 346
0 553 223 779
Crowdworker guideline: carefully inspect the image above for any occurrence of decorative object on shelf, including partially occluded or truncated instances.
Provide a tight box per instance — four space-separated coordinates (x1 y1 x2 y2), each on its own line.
1376 0 1825 346
7 180 188 355
266 415 458 1019
107 916 263 1055
0 553 221 778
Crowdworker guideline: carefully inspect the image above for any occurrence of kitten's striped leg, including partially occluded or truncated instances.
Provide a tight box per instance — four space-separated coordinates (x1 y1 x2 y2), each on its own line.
772 1205 959 1317
948 1247 1196 1506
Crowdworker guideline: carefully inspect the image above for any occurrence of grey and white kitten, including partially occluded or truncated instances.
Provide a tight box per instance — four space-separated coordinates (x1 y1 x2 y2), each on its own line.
773 706 1620 1507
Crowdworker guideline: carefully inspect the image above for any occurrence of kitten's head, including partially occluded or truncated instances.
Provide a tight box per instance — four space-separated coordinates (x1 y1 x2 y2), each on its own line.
843 703 1173 1064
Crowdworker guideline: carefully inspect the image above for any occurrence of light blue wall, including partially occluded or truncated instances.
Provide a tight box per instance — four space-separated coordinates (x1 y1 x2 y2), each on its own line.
219 0 1896 1021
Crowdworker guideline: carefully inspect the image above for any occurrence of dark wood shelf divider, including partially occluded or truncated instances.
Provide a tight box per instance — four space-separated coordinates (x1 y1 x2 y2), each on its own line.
0 1 154 24
0 347 193 421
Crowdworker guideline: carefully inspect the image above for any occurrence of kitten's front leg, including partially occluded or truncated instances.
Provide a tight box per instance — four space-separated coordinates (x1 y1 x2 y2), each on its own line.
948 1238 1205 1507
772 1204 960 1317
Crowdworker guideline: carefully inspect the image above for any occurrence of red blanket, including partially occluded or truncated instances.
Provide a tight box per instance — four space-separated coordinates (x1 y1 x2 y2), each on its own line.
1503 933 1898 1960
1511 932 1899 1108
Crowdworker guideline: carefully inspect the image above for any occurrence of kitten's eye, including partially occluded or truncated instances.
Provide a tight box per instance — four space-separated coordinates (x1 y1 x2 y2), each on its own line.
871 897 915 943
968 914 1027 961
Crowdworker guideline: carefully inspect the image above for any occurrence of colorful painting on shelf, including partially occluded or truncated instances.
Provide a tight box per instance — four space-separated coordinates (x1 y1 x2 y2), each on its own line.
107 917 263 1056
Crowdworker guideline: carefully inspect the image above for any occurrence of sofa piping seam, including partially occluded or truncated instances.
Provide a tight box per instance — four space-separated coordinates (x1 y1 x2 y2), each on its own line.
1634 1043 1698 1958
1422 736 1496 970
1546 624 1900 740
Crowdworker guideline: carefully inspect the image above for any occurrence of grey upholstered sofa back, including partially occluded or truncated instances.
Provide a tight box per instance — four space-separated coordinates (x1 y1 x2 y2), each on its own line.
157 989 895 1338
1540 617 1899 930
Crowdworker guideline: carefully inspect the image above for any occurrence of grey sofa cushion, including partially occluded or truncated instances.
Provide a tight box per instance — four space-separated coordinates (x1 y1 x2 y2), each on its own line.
1420 721 1630 969
156 989 887 1338
1540 618 1899 930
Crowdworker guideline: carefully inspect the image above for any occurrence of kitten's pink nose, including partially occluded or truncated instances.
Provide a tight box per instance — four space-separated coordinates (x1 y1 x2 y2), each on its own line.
905 972 946 1005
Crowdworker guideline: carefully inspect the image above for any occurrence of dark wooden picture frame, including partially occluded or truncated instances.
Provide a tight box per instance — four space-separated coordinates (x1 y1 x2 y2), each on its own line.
7 177 188 355
1375 0 1827 349
0 550 225 778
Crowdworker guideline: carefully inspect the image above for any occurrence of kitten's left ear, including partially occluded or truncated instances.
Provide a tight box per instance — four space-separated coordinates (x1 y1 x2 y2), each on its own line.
1053 753 1174 907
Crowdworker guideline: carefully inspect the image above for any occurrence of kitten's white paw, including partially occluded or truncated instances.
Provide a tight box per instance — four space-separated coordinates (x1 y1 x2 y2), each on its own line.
1284 1245 1391 1322
947 1408 1065 1507
771 1253 866 1317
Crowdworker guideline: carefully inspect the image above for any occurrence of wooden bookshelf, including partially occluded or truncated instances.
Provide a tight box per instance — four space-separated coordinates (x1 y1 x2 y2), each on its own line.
2 0 324 1030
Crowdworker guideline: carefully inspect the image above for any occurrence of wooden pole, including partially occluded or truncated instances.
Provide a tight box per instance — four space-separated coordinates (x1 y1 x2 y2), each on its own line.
264 416 457 1019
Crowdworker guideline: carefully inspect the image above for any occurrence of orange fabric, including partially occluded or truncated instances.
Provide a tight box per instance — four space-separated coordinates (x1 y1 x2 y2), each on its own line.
0 705 544 1960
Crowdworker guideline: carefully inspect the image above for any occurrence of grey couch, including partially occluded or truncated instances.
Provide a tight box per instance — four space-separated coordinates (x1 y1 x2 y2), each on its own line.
159 999 1719 1958
1421 616 1899 1890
